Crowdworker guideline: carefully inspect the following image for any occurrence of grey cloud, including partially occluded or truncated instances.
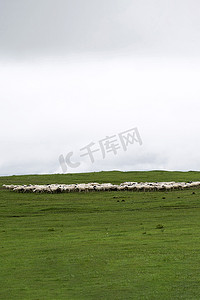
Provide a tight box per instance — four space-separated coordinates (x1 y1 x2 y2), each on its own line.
0 0 134 58
1 0 200 58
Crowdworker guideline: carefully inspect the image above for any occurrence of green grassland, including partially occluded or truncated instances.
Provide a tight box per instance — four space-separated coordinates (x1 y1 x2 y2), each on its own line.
0 171 200 299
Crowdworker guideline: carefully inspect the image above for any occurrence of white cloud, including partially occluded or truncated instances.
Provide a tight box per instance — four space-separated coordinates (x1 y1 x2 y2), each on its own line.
0 56 200 175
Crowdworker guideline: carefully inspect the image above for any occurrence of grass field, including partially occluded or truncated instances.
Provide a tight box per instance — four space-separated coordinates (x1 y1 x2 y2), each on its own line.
0 171 200 299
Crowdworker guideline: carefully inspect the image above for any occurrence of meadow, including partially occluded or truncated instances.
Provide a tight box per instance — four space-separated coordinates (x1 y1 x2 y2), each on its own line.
0 171 200 299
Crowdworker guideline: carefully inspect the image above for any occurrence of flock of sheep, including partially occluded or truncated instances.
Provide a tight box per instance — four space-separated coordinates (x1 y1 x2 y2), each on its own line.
2 181 200 193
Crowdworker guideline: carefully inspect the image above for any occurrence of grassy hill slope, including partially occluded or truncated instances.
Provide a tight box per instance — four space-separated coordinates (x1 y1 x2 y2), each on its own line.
0 171 200 299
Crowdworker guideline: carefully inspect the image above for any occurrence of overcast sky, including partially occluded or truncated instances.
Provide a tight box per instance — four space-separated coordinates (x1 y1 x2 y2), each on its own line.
1 0 200 176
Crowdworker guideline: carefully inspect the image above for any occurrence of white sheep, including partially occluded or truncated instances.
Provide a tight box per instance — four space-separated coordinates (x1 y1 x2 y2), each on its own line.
3 180 200 193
